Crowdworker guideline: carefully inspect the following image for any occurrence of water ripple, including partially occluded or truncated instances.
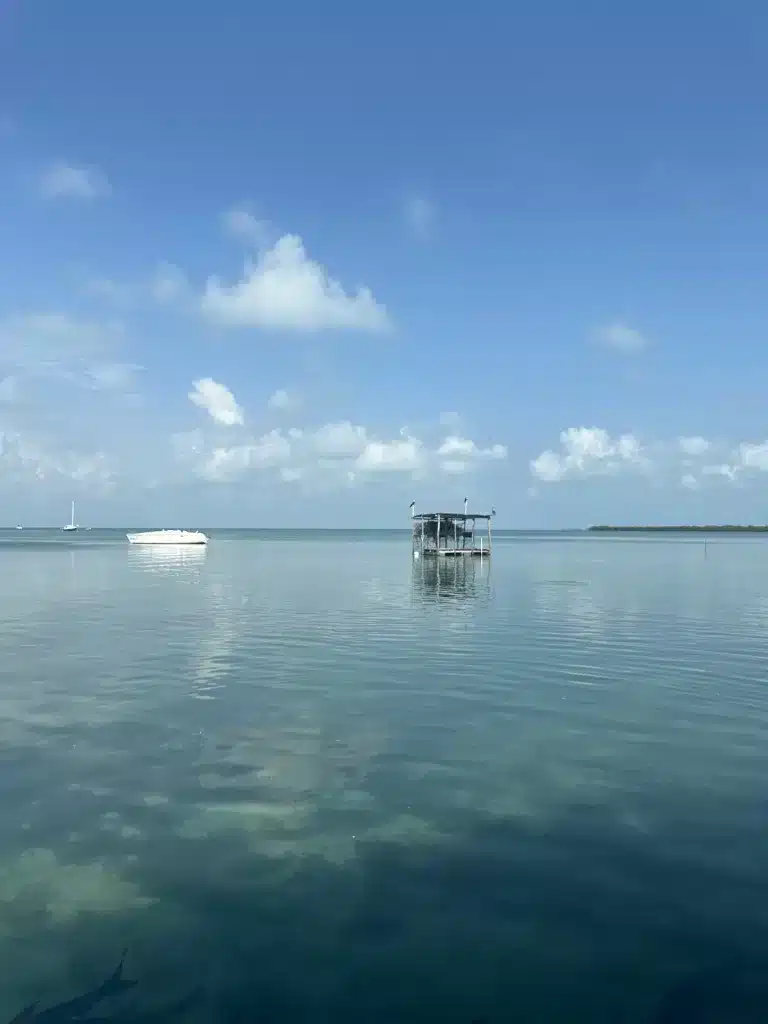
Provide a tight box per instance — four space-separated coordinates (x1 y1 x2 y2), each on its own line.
0 535 767 1019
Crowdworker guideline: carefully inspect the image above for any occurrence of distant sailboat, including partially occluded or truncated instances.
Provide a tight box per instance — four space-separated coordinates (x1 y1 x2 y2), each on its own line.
62 501 78 532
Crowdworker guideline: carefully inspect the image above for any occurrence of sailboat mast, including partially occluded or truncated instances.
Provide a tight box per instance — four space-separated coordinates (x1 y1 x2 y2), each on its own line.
71 501 75 527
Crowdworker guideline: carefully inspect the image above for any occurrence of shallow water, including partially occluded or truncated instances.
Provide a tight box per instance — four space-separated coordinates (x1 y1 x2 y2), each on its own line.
2 530 768 1022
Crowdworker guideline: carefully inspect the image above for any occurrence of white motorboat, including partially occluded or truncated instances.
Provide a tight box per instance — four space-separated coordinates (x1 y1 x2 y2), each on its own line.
62 500 78 532
126 529 208 546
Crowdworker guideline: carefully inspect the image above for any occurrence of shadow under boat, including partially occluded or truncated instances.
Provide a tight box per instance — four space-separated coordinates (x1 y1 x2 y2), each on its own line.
411 549 491 603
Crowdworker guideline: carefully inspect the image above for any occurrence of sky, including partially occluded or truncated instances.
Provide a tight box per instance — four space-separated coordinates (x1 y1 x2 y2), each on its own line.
1 1 768 527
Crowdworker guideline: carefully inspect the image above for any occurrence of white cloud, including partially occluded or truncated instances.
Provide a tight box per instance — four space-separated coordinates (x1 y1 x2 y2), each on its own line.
679 435 710 456
199 431 291 482
222 207 270 248
356 438 423 473
201 234 390 333
267 388 299 411
437 436 507 460
172 411 506 489
436 435 507 475
40 162 111 200
0 313 141 394
311 421 369 458
593 322 649 354
735 442 768 472
0 430 115 489
404 196 435 240
528 428 768 491
685 440 768 486
531 426 645 483
0 314 144 496
188 378 244 427
702 463 738 481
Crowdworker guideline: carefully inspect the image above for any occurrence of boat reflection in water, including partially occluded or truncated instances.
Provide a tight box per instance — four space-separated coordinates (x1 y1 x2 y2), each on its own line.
128 543 207 578
411 551 491 604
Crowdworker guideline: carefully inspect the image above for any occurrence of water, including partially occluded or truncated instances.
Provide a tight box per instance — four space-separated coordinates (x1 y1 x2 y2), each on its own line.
2 530 768 1021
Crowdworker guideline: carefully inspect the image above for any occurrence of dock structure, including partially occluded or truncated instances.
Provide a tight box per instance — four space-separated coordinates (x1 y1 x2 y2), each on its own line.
411 501 495 558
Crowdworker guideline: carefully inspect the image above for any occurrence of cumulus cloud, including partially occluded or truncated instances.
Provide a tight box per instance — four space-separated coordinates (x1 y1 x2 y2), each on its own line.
529 426 768 491
678 439 768 487
201 234 390 333
40 162 111 200
173 412 506 488
174 429 291 482
679 435 710 456
437 435 507 474
736 441 768 472
702 463 738 481
531 427 645 483
0 313 145 497
0 430 115 489
188 378 244 426
356 438 423 472
311 421 369 458
593 321 649 354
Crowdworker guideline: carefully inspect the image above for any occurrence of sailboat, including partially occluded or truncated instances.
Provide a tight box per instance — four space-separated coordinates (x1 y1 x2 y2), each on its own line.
62 501 78 532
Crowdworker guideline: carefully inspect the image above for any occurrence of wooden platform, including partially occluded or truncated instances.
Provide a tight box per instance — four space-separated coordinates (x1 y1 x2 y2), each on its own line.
422 548 489 557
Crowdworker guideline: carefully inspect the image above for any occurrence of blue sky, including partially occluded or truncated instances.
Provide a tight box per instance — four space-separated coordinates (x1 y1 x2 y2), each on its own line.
1 1 768 527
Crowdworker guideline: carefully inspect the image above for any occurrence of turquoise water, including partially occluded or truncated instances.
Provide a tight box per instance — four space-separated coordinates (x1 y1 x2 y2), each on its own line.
2 530 768 1021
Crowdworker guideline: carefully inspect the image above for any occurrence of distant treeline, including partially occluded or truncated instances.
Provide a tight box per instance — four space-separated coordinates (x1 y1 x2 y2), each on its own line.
588 524 768 533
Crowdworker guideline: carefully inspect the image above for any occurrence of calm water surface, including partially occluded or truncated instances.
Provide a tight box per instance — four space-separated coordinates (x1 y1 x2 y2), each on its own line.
2 530 768 1021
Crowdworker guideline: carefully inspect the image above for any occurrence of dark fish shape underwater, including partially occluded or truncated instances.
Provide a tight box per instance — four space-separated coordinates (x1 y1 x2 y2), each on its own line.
6 952 203 1023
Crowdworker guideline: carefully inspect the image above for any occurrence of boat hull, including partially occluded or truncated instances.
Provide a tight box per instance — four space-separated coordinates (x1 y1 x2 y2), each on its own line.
127 530 208 546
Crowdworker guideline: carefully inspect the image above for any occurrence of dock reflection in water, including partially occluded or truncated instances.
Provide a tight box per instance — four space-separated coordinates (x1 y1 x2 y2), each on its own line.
411 552 491 603
127 544 207 579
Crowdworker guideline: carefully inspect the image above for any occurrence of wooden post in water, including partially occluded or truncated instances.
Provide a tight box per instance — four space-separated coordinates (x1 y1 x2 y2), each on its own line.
488 515 492 554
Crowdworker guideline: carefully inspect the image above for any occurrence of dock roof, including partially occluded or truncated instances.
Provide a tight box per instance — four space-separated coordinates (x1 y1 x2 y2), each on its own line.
412 512 493 521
